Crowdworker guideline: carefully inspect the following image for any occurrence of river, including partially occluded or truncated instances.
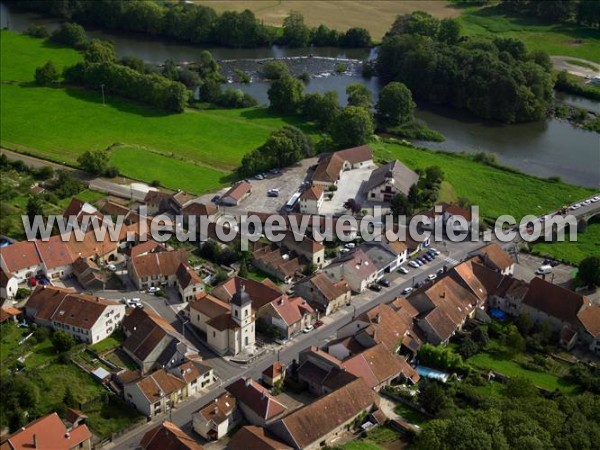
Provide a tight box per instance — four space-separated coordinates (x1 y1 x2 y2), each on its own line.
1 3 599 189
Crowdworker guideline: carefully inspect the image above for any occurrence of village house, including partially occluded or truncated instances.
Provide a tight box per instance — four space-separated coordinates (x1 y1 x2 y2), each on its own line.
364 160 419 203
71 257 106 291
578 305 600 355
252 244 305 284
122 308 202 375
228 425 292 450
192 393 240 440
269 377 377 450
124 362 212 417
281 232 325 269
294 273 351 316
176 263 205 302
220 181 252 206
0 269 18 300
142 190 172 215
211 276 283 308
296 346 353 396
62 198 104 226
311 145 373 188
323 249 379 293
358 241 408 277
24 286 125 344
140 421 204 450
0 412 92 450
225 377 287 426
263 362 286 387
127 249 188 289
420 202 473 235
257 296 315 339
299 186 325 215
473 242 515 275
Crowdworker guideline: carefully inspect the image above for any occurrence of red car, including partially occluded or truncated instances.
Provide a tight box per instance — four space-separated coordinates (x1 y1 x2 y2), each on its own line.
28 277 37 287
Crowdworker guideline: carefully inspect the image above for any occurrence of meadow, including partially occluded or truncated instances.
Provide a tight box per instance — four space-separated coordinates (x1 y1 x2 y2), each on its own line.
459 5 600 63
372 142 594 221
531 220 600 265
0 31 315 192
193 0 460 41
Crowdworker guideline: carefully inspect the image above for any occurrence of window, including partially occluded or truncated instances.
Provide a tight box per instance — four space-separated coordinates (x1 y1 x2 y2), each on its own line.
371 193 376 198
244 309 248 317
213 331 216 338
234 310 238 317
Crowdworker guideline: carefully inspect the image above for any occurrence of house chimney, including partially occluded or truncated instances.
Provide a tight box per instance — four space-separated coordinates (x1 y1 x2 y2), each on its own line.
64 432 70 439
441 291 446 298
375 313 381 324
33 434 37 449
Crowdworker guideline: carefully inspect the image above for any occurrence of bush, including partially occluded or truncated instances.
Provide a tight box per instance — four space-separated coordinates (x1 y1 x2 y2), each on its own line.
50 22 87 49
261 61 289 80
14 288 30 300
51 330 75 353
25 24 50 38
34 61 59 86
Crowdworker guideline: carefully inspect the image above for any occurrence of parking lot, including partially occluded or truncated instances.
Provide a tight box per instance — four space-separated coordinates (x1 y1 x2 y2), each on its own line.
513 252 575 287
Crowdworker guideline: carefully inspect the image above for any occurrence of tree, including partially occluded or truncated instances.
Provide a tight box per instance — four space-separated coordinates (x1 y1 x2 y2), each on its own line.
438 18 461 44
26 195 44 224
346 83 373 109
459 336 480 358
330 106 374 148
50 22 87 49
63 386 78 408
579 256 600 287
503 376 538 399
261 61 289 80
376 81 415 127
419 381 453 415
390 193 412 217
77 150 109 175
342 27 372 47
83 39 117 64
34 61 59 86
268 75 304 115
408 183 420 206
51 330 75 353
282 11 310 47
301 91 340 130
343 198 362 214
506 327 526 355
25 24 50 38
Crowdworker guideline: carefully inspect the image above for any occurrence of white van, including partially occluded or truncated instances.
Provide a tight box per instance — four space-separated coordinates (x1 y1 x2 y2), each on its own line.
535 265 553 275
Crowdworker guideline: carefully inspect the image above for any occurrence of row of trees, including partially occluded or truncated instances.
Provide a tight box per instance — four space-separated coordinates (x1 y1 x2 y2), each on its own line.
238 125 313 177
500 0 600 27
16 1 373 48
377 12 554 123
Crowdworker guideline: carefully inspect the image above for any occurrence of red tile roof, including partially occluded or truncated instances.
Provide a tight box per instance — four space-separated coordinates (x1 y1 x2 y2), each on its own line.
476 243 514 271
189 293 230 319
312 153 344 184
1 413 91 450
222 181 252 202
176 263 203 289
0 240 41 272
228 426 291 450
341 343 407 389
271 296 314 326
212 277 283 310
225 377 287 421
130 249 188 279
335 145 373 164
182 202 218 217
275 377 376 449
140 421 204 450
263 362 285 380
578 305 600 338
523 277 588 324
300 186 324 201
133 369 186 404
197 392 236 424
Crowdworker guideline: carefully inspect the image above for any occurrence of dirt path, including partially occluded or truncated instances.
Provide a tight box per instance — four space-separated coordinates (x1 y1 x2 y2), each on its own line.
551 56 600 78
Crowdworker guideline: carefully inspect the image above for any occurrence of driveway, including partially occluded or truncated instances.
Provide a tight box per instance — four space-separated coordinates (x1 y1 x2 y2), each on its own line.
319 166 375 215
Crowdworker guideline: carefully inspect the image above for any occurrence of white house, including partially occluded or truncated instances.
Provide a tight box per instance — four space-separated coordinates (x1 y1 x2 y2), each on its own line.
192 392 240 440
1 269 18 300
323 249 378 293
24 286 125 344
299 186 325 215
364 160 419 203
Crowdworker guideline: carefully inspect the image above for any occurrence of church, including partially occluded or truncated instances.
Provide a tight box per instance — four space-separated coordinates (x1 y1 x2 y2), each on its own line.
204 285 256 356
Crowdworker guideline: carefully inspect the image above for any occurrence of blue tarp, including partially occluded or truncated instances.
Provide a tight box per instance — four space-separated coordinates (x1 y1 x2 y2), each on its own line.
489 308 507 321
417 366 450 383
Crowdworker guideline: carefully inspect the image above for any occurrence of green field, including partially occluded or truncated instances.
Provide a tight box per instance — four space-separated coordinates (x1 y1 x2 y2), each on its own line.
0 31 315 193
372 142 594 220
459 6 600 63
531 219 600 265
468 352 577 393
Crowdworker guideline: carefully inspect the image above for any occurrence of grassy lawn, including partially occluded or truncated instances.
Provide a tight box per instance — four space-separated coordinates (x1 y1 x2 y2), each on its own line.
1 31 317 189
110 146 231 194
89 331 124 354
372 142 595 220
84 396 143 438
468 352 578 393
57 189 105 208
394 402 427 425
459 5 600 63
531 220 600 265
340 442 384 450
0 323 28 361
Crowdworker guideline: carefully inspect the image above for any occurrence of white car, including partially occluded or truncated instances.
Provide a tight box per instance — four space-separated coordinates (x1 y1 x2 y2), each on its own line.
107 264 117 272
345 243 356 249
570 203 581 210
303 325 314 333
409 261 420 268
582 199 592 206
591 196 600 203
401 287 413 295
398 267 409 274
255 174 264 180
427 274 437 281
429 248 441 256
125 299 135 307
147 287 160 293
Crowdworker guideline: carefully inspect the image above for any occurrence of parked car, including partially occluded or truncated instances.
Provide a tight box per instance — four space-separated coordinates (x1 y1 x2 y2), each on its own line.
107 264 117 272
211 195 221 203
401 287 413 295
418 258 428 265
591 196 600 203
437 268 445 276
120 297 128 304
535 265 553 275
345 243 356 249
427 274 437 281
303 324 314 333
414 281 423 289
147 286 160 293
398 267 409 274
267 189 280 197
378 278 391 288
270 168 280 175
255 174 265 180
409 261 420 268
570 203 581 210
429 248 441 256
369 283 382 292
423 254 433 261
